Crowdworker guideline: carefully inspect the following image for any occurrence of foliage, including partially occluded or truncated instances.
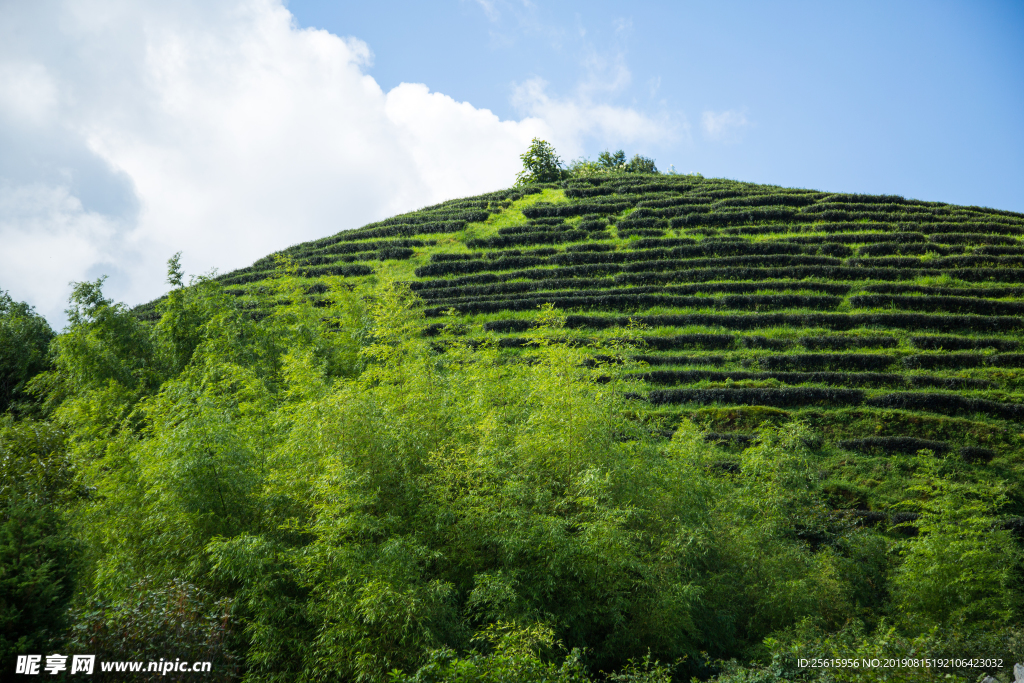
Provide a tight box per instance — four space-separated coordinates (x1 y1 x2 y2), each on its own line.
0 290 54 415
9 170 1024 682
65 577 238 682
890 455 1023 627
708 620 1024 682
566 151 659 178
517 139 564 185
0 417 78 664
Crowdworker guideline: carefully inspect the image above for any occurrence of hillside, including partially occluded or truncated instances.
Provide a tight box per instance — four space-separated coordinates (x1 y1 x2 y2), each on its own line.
8 170 1024 681
135 173 1024 515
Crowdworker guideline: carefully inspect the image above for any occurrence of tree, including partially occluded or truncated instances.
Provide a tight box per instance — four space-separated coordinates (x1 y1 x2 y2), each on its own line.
592 150 658 175
0 291 54 415
516 138 563 184
0 417 78 662
625 154 658 174
598 150 627 169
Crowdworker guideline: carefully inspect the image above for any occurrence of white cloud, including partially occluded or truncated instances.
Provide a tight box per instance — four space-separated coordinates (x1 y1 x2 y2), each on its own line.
471 0 501 22
512 77 674 159
702 109 750 143
0 184 127 319
0 63 60 124
0 0 671 327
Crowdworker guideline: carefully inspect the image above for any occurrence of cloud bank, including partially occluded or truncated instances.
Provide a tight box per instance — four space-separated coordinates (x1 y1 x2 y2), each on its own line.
0 0 671 326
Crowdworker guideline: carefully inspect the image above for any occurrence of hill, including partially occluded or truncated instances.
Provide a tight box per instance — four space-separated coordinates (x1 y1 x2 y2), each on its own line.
135 173 1024 516
8 170 1023 682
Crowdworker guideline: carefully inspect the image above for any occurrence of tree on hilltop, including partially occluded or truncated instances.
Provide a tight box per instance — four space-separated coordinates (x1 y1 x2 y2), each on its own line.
516 138 563 185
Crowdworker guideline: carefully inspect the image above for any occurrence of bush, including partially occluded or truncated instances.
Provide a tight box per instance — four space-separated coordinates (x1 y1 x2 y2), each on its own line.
851 294 1024 317
757 354 896 372
648 387 864 408
465 230 593 249
643 334 736 350
801 336 897 351
553 311 1024 334
902 353 986 369
857 242 961 257
65 579 238 682
926 232 1021 245
741 336 793 350
633 355 727 367
424 293 843 317
865 283 1024 298
866 393 1024 421
960 446 997 462
715 194 818 208
782 232 924 245
633 369 985 390
522 203 632 219
415 256 545 278
838 436 951 455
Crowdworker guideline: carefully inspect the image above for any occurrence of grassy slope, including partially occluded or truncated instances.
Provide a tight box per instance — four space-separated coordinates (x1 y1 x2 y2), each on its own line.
133 174 1024 517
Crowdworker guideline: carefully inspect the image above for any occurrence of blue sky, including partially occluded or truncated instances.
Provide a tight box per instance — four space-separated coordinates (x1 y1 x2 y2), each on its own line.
1 0 1021 325
290 0 1024 208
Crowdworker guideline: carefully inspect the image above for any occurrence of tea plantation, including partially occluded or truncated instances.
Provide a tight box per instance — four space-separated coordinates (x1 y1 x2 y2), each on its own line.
136 173 1024 518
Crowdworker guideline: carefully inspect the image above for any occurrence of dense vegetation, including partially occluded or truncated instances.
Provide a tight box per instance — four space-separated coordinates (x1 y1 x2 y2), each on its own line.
4 145 1024 681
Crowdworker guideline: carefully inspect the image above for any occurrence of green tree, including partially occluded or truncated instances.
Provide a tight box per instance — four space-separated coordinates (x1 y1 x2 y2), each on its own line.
516 138 563 184
624 154 658 174
0 291 54 415
0 417 78 662
597 150 626 169
890 455 1022 627
592 150 658 174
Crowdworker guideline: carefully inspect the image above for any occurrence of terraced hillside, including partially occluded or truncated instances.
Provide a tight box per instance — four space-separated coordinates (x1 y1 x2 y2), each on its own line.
135 173 1024 512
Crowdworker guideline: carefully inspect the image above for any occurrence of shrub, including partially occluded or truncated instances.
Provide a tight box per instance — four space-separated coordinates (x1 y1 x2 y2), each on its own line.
959 446 997 462
553 311 1024 334
866 393 1024 421
801 336 897 351
424 293 843 317
634 370 985 390
466 230 593 249
565 185 616 198
865 283 1024 298
926 232 1021 245
633 355 727 367
781 232 924 245
902 353 986 369
741 336 793 350
757 354 896 372
522 203 632 219
838 436 950 455
851 294 1024 317
648 387 864 408
715 194 818 208
566 242 613 252
909 335 1017 351
643 334 736 350
64 579 237 682
415 256 545 278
